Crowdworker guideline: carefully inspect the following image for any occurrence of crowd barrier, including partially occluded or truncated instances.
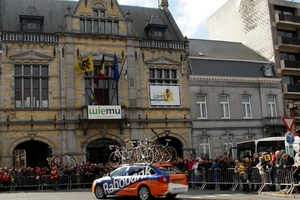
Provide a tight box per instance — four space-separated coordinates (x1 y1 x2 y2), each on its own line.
0 173 101 191
187 166 300 195
1 167 300 195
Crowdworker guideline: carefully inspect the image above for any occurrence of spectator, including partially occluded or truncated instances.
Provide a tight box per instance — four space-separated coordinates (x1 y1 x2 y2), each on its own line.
50 166 59 191
257 154 269 191
293 147 300 184
274 150 285 191
211 159 220 190
217 155 229 190
280 153 294 193
192 158 200 188
2 172 9 190
187 157 195 188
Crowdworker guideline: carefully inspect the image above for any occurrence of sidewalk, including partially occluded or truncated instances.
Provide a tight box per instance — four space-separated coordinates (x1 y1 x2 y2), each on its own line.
186 188 300 198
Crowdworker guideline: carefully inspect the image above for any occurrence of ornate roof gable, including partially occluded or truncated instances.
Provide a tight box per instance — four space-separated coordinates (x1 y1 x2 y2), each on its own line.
144 56 180 65
9 51 53 61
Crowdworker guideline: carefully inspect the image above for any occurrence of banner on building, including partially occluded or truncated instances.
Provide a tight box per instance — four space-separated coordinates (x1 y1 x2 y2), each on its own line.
65 154 77 168
88 105 121 119
149 85 181 106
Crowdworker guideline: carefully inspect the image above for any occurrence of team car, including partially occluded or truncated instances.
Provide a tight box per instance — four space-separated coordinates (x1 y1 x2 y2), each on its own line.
91 163 188 200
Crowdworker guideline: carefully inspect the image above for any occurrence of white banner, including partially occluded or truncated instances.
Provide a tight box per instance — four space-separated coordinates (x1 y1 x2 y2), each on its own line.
149 85 181 106
65 154 77 168
88 105 121 119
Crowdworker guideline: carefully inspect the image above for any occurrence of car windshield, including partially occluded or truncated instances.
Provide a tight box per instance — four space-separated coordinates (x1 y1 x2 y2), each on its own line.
110 166 127 177
158 166 183 174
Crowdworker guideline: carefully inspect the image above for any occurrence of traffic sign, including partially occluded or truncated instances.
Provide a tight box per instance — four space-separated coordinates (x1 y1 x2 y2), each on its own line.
285 131 295 145
52 156 62 165
282 117 295 131
46 157 53 161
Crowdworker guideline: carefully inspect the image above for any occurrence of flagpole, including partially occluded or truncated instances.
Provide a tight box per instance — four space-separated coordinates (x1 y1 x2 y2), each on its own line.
109 55 127 104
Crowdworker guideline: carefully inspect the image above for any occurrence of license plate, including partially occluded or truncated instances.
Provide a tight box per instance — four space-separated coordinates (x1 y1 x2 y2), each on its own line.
173 179 182 183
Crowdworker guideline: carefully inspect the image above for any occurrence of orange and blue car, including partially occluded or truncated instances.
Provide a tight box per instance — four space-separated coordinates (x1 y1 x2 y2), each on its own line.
92 163 188 200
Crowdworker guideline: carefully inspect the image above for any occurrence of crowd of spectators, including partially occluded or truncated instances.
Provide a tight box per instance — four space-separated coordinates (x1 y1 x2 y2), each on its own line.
0 161 114 191
1 148 300 194
172 148 300 194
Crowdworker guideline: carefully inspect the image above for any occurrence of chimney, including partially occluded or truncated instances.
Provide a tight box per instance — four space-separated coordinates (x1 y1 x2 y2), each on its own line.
158 0 169 10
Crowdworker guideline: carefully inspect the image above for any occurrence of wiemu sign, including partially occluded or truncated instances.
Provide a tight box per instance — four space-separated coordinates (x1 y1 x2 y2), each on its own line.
88 106 121 119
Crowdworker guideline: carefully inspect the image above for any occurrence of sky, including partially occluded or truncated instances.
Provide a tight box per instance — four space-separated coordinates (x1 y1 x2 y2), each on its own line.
68 0 300 39
118 0 228 39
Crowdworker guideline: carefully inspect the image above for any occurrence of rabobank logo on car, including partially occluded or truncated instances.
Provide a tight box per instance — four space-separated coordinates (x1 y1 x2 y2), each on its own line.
99 166 165 195
88 105 121 119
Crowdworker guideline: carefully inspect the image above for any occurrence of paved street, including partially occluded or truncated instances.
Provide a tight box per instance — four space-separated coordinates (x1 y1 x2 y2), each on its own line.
0 188 299 200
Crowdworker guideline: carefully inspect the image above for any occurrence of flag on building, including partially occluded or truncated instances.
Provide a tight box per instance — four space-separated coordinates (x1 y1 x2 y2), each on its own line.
90 90 97 105
98 54 105 80
74 54 94 74
113 53 120 81
123 58 128 80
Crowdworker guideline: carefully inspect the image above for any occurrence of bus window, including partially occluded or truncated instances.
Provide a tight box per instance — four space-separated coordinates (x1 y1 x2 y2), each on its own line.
237 141 255 161
257 141 284 153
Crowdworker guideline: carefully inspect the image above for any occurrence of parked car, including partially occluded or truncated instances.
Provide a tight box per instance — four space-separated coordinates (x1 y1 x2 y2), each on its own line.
91 162 188 200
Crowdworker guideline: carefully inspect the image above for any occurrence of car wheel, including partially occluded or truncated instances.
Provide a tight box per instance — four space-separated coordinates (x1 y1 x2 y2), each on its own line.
94 185 106 199
166 194 177 199
138 186 152 200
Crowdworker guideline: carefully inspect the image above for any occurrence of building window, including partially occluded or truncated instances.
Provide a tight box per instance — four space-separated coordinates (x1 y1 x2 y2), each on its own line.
198 136 210 159
19 15 44 33
80 18 119 34
223 141 233 155
267 96 277 117
277 29 297 38
262 65 273 77
242 96 252 118
84 62 118 105
196 96 207 119
220 95 230 118
14 64 48 108
149 68 177 84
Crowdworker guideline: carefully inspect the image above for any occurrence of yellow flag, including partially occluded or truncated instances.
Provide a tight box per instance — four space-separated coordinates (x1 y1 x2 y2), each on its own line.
74 54 94 74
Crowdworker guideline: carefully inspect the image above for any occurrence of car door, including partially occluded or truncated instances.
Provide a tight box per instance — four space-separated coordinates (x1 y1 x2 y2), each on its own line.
108 166 128 195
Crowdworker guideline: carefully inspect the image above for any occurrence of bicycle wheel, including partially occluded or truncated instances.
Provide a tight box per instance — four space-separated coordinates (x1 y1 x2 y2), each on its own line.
109 152 121 168
130 148 140 163
162 147 172 163
152 148 161 162
168 146 178 162
142 148 154 164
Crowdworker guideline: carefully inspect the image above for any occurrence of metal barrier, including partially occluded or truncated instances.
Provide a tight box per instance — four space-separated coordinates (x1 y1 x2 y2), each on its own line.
0 174 101 192
188 166 300 195
68 173 98 189
1 167 300 194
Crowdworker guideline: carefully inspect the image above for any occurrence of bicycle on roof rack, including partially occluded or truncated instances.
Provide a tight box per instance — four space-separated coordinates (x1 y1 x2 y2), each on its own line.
108 140 137 168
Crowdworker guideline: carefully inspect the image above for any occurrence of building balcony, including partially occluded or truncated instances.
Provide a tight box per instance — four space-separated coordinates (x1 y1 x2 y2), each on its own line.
139 40 185 50
283 83 300 94
275 13 300 29
263 117 283 126
289 108 300 118
280 59 300 71
1 32 58 43
278 36 300 52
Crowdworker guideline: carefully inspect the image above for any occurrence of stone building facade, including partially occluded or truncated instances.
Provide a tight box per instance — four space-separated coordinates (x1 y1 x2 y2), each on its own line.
0 0 191 167
188 39 284 158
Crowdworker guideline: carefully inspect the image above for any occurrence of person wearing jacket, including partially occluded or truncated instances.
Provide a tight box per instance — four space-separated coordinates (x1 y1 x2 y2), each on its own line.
50 166 59 191
217 156 228 190
280 153 294 193
293 147 300 184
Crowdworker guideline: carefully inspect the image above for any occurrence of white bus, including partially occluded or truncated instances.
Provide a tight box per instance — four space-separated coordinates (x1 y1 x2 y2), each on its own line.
236 136 300 160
